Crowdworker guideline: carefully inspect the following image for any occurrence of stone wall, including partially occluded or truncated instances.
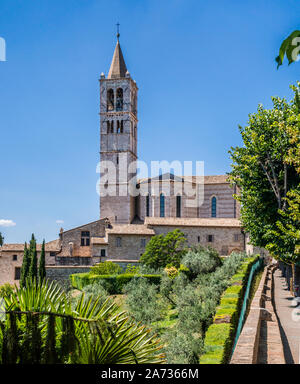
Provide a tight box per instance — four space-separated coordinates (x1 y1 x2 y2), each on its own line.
46 266 91 284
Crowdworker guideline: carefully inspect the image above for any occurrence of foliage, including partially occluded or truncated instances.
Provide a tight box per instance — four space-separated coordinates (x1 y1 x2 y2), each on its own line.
39 240 46 282
164 265 179 279
124 277 167 325
81 284 108 306
28 234 38 281
229 84 300 259
90 261 122 276
181 246 223 280
125 264 140 274
276 30 300 68
0 284 14 298
0 279 165 364
20 243 30 288
0 233 4 247
200 255 260 364
140 229 187 269
70 272 161 294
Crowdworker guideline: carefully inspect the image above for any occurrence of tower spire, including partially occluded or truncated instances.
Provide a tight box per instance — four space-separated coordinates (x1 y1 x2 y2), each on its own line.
107 24 127 79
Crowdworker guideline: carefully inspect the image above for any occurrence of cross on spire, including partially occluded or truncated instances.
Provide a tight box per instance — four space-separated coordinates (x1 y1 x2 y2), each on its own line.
116 22 120 40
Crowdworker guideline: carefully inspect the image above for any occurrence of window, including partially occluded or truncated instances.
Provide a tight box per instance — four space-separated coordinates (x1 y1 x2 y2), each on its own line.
81 231 90 246
100 249 106 257
12 254 17 261
160 193 165 217
116 237 122 247
15 267 21 280
176 195 181 218
234 234 240 242
107 89 114 111
207 234 214 243
116 88 123 111
120 120 124 133
141 238 146 248
197 236 200 243
211 196 217 218
50 252 56 257
146 194 150 217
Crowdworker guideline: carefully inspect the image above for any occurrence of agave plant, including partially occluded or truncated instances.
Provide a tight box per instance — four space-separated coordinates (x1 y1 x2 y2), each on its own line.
0 279 165 364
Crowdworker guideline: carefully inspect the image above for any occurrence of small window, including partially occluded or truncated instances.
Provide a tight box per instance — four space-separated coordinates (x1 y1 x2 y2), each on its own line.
15 267 21 280
116 237 122 247
120 120 124 133
197 236 200 243
50 252 56 257
12 254 18 261
146 194 150 217
116 88 123 111
81 231 90 246
141 239 146 248
211 196 217 218
107 89 114 111
176 195 181 218
100 249 106 257
234 234 240 242
207 235 214 243
160 193 165 218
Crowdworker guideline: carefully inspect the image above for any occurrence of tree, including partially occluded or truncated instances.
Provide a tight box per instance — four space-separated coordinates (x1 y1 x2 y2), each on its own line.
140 229 187 269
276 30 300 68
28 234 38 281
229 84 300 261
39 240 46 282
0 232 4 247
20 242 30 288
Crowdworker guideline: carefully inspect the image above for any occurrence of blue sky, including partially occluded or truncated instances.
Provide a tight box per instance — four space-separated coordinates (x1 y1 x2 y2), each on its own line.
0 0 299 243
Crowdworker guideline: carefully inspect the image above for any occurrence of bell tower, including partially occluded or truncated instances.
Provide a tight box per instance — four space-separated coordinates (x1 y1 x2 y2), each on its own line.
99 32 138 223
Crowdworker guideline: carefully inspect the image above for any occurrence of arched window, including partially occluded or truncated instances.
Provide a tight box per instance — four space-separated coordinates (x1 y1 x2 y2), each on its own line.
116 88 123 111
146 194 150 217
117 120 120 133
110 121 114 133
160 193 165 217
211 196 217 217
106 121 110 134
176 195 181 218
120 120 124 133
107 89 114 111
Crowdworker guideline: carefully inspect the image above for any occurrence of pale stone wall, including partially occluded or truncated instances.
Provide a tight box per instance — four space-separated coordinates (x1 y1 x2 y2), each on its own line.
139 182 239 221
107 233 152 261
0 251 56 286
151 225 244 256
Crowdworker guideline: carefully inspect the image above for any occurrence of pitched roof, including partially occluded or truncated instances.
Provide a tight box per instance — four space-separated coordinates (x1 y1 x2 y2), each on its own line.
0 239 61 252
144 217 241 228
107 40 127 79
106 224 155 235
138 175 230 185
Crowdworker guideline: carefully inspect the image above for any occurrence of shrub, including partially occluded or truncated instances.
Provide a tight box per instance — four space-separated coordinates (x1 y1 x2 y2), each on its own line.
164 265 179 279
125 264 140 274
181 246 223 280
70 273 161 294
90 261 122 275
124 277 166 324
140 229 187 269
81 283 108 305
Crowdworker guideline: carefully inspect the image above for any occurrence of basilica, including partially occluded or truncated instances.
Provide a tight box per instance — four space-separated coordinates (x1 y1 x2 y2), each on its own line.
0 36 252 286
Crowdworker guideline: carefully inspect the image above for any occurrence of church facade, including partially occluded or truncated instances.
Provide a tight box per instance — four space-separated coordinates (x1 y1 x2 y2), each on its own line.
0 36 250 286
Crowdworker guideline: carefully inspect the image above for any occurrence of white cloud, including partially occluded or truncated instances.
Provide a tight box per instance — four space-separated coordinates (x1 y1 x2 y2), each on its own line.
56 220 64 224
0 219 16 227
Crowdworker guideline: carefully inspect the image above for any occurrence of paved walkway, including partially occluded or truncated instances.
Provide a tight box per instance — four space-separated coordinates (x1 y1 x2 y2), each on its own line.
273 268 300 364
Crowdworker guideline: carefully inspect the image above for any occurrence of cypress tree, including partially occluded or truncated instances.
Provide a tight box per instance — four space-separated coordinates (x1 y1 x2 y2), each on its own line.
0 232 4 246
20 242 30 288
39 240 46 282
29 234 38 281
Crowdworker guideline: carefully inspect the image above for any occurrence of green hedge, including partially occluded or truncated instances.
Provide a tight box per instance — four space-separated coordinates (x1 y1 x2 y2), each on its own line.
200 255 260 364
70 273 161 294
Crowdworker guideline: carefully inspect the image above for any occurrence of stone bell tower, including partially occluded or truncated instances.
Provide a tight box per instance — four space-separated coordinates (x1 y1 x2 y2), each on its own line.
99 32 138 224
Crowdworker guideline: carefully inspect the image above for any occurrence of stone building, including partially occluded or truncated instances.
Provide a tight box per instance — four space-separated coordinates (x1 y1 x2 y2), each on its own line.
0 34 252 286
